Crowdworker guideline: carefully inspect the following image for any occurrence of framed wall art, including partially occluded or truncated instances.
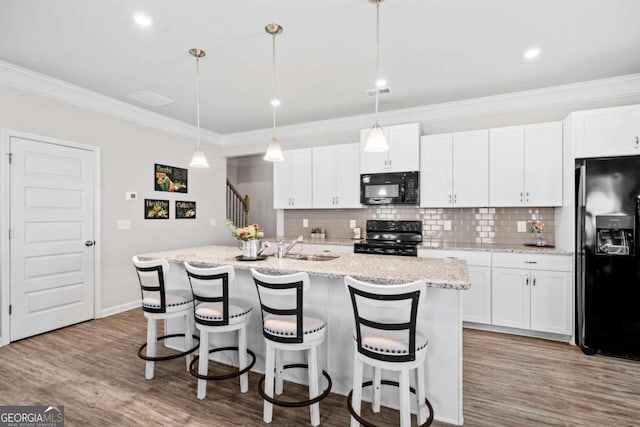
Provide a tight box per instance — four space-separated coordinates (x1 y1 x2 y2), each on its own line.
176 201 196 219
155 163 188 193
144 199 170 219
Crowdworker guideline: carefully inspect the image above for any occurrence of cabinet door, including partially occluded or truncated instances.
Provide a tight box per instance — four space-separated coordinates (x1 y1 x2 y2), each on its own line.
524 122 563 206
273 157 291 209
575 105 640 158
388 123 420 172
360 127 390 174
489 126 524 207
290 149 313 209
312 146 336 208
530 270 572 335
491 268 531 329
453 130 489 207
463 265 492 324
420 134 453 207
335 143 362 208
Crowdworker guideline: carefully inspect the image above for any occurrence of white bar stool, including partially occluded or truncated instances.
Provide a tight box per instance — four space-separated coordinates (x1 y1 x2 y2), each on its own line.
132 256 199 380
251 268 332 426
184 263 256 400
344 276 434 427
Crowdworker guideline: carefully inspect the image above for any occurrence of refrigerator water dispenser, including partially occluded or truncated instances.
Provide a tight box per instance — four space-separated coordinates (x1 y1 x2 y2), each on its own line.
595 215 634 256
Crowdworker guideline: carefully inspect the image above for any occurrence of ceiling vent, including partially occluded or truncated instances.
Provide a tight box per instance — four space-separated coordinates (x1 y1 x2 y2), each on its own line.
365 87 392 97
126 90 175 107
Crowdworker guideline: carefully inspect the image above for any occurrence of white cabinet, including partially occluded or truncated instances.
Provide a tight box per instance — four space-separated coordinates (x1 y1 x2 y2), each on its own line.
489 122 562 207
491 253 572 335
360 123 420 173
574 104 640 158
418 250 492 324
273 148 312 209
420 130 489 208
312 143 361 209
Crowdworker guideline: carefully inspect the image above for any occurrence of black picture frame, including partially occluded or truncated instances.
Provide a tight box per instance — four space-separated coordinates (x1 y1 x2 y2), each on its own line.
155 163 188 193
176 201 196 219
144 199 170 219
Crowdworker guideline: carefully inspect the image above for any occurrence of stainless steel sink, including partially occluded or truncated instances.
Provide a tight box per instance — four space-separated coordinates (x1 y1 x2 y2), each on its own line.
283 253 339 261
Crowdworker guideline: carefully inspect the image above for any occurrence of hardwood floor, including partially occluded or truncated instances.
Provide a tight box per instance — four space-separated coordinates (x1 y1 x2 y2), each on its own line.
0 310 639 426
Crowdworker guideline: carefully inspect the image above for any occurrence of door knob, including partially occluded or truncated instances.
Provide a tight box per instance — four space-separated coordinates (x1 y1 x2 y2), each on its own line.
85 240 95 247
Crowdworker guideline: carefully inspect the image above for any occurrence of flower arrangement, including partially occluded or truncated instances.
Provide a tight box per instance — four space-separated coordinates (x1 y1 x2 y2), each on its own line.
529 220 545 234
226 220 264 241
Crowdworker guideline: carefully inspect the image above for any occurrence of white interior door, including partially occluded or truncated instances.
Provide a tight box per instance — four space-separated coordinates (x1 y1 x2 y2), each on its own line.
10 136 95 341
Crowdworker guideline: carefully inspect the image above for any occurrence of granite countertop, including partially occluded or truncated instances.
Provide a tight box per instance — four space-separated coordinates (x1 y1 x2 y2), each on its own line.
268 236 573 255
139 245 470 290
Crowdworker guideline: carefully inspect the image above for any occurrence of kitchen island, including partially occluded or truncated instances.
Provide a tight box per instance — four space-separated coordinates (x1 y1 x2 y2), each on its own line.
139 245 470 426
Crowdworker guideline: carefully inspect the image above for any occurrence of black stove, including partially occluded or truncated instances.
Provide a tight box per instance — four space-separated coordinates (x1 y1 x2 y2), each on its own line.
354 220 423 257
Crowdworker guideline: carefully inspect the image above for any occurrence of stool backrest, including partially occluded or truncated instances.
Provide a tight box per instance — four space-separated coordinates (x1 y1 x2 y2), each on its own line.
184 263 234 326
251 268 310 344
132 256 170 314
345 276 426 363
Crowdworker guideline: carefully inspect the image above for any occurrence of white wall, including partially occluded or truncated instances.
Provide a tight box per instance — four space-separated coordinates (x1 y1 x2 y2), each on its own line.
0 84 233 318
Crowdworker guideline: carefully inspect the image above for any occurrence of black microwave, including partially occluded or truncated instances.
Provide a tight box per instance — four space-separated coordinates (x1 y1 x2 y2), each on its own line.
360 171 419 205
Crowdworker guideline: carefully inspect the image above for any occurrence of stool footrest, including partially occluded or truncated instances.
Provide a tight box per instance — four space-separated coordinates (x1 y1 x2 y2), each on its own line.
258 363 332 408
137 333 200 362
347 379 434 427
188 346 256 381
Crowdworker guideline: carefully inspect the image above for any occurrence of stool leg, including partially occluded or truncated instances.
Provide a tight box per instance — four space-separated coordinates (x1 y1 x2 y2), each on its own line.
275 349 284 395
350 351 363 427
399 369 411 427
196 329 209 400
416 363 427 425
308 345 320 427
372 367 382 413
238 324 248 393
184 313 193 371
145 317 156 379
263 341 275 423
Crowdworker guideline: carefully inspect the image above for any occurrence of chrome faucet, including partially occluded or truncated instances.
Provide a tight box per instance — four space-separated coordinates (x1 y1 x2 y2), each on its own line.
278 235 304 257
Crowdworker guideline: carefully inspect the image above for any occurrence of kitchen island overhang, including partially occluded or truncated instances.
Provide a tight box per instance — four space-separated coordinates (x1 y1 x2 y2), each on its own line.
138 246 470 426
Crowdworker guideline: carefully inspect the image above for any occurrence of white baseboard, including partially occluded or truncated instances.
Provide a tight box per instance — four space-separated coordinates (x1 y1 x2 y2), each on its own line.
98 300 141 318
464 322 573 343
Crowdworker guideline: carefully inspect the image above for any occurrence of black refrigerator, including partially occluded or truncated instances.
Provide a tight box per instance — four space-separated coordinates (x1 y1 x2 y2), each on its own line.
576 156 640 360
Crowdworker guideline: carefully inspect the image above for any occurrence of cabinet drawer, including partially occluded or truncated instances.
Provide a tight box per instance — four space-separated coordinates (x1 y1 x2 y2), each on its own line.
419 249 491 266
492 252 572 271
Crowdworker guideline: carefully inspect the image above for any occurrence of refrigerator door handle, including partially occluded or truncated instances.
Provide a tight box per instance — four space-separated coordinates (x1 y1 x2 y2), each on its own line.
576 162 588 348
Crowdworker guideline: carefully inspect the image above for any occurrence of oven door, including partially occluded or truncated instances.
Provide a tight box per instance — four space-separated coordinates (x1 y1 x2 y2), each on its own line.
360 174 403 204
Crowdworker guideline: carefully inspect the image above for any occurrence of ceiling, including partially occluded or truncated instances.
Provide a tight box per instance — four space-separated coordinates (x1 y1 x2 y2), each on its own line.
1 0 639 134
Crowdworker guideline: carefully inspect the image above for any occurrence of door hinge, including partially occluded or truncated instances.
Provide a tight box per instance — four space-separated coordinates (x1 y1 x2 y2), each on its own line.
8 229 13 240
7 153 12 164
9 305 11 315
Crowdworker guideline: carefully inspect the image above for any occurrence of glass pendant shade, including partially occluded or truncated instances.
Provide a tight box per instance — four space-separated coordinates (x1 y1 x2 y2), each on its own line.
364 123 389 152
264 137 285 162
189 147 210 168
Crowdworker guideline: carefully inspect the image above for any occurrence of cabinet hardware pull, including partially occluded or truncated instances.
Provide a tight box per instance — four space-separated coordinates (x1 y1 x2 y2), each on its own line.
454 194 457 203
532 276 536 286
446 256 458 259
524 261 537 264
389 160 392 168
635 136 639 149
525 276 529 286
336 197 339 204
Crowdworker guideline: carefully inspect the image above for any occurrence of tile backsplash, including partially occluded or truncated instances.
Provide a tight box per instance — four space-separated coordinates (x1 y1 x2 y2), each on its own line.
284 206 555 246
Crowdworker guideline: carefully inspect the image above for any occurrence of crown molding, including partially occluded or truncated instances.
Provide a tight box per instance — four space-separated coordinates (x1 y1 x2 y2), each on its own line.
221 73 640 149
0 60 222 146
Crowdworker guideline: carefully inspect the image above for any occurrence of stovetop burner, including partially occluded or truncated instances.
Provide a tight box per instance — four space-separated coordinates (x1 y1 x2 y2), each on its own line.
354 220 423 257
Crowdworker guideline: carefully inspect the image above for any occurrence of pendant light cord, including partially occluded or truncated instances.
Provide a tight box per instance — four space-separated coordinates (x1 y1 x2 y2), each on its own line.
195 56 201 150
374 0 380 123
272 32 277 137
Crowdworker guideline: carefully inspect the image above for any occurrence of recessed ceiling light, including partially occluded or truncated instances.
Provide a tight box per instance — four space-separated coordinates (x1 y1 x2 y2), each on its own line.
133 13 153 27
270 98 281 107
375 78 387 88
523 47 541 60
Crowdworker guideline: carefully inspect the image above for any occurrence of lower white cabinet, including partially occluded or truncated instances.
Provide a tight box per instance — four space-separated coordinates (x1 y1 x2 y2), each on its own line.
492 253 572 335
418 250 492 324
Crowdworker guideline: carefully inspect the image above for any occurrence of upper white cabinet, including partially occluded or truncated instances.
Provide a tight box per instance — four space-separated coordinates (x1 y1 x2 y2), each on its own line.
489 122 562 207
573 104 640 158
273 148 313 209
420 130 489 207
312 143 361 209
360 123 421 173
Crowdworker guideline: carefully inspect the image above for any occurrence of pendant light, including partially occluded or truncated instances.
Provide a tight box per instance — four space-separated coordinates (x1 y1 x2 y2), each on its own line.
263 23 285 162
189 48 209 168
364 0 389 153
